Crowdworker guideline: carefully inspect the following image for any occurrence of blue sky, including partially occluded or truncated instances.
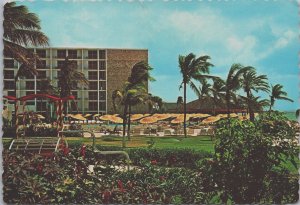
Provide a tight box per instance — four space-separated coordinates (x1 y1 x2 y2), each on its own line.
17 0 298 111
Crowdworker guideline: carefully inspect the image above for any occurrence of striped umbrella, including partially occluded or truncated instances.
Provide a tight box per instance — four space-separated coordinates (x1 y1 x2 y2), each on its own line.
140 116 158 124
201 116 221 124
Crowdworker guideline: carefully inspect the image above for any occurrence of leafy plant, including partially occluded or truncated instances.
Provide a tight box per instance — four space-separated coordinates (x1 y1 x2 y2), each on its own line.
212 112 298 204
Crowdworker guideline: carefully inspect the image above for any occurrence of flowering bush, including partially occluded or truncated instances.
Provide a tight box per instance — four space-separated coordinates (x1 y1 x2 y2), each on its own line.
3 147 215 204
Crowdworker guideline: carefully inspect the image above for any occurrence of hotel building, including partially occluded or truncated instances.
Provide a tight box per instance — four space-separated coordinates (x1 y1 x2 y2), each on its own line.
3 48 148 115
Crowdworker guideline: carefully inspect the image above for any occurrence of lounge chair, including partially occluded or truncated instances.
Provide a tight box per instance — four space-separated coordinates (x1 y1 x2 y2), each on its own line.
199 129 207 136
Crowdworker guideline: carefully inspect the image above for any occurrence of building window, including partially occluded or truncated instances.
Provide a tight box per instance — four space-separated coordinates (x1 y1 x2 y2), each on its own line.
99 61 106 70
57 60 65 68
37 71 47 79
99 50 106 59
26 91 35 96
68 50 78 59
26 81 35 90
72 91 78 99
99 81 106 90
4 59 15 68
88 71 97 80
36 102 47 111
89 81 97 90
99 102 106 111
89 102 98 111
4 70 14 79
88 50 97 59
36 49 46 58
57 50 66 58
26 73 35 79
4 81 15 89
26 101 35 106
99 91 106 100
88 91 98 100
8 91 16 97
88 61 97 70
37 60 47 69
57 71 61 78
99 71 106 80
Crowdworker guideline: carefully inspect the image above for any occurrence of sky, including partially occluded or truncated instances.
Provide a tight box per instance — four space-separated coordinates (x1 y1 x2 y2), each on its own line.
13 0 299 111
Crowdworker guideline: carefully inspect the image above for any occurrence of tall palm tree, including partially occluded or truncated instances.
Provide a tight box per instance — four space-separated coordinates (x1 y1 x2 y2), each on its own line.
224 64 252 125
210 78 226 115
176 96 183 113
58 57 88 114
178 53 213 138
194 79 212 99
269 84 293 111
113 84 147 143
4 2 49 128
4 2 49 69
240 95 270 113
241 69 269 121
112 61 154 147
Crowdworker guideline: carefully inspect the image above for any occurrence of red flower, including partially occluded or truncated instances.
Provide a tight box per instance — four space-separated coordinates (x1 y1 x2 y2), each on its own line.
159 176 165 181
150 160 157 165
102 190 111 204
80 145 86 158
36 163 43 174
63 147 70 156
118 180 125 192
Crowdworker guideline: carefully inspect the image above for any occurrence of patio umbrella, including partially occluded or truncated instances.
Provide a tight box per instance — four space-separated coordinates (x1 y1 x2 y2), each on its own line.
192 113 211 118
140 116 158 124
109 116 123 124
84 114 92 118
131 114 144 121
100 115 113 121
171 118 184 124
153 114 172 121
36 114 45 119
201 116 221 124
71 114 87 121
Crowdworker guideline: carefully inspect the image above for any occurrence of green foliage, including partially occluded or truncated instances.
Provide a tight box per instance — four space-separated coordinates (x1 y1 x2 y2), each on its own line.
127 148 212 169
212 112 298 204
3 146 214 204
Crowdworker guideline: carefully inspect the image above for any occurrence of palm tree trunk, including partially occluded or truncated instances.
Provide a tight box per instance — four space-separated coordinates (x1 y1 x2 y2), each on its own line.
247 91 255 122
122 103 128 148
127 104 131 141
183 82 187 138
226 92 231 128
14 79 18 137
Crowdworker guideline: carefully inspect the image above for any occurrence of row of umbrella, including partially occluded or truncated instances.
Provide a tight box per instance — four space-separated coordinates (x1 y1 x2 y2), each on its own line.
62 112 257 125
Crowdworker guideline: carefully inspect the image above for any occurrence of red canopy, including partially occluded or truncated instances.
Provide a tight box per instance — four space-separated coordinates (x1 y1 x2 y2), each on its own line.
3 94 75 102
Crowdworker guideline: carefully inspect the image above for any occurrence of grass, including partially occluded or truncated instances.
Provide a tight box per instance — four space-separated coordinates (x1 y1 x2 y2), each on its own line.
2 135 215 153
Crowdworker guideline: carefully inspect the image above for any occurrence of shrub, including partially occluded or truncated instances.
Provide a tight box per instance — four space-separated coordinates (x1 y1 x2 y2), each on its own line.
212 112 298 204
3 147 215 204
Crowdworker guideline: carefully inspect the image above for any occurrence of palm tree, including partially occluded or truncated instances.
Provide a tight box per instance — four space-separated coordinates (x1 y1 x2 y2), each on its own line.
58 57 88 114
112 61 154 147
210 78 226 115
176 96 183 113
241 69 269 121
4 2 49 70
113 84 147 143
38 78 58 121
147 94 163 113
224 64 252 125
240 95 270 113
269 84 293 111
4 2 49 127
178 53 213 138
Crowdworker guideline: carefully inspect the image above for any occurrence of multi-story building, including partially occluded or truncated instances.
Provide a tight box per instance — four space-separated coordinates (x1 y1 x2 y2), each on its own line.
3 48 148 115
